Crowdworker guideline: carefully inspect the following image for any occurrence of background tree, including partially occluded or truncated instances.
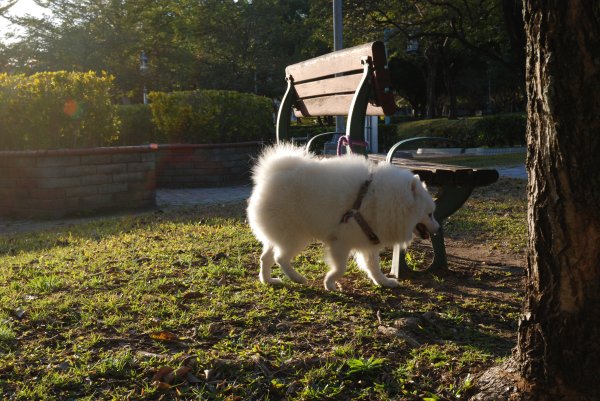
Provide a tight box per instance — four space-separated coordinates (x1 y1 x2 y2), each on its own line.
0 0 16 14
387 56 426 116
0 0 321 100
0 0 526 114
345 0 525 117
193 0 315 97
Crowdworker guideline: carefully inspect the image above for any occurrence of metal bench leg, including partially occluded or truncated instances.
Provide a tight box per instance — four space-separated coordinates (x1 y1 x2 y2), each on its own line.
390 224 447 279
276 75 297 143
427 224 448 273
390 185 474 278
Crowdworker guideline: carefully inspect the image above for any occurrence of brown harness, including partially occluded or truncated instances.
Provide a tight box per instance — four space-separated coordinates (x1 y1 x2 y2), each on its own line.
340 176 380 245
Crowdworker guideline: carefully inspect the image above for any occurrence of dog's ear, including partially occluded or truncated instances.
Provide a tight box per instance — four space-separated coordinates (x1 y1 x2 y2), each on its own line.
410 174 421 195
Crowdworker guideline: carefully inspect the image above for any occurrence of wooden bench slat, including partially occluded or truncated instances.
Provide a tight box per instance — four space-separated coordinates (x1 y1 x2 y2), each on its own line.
286 42 377 83
282 41 397 119
367 154 500 187
294 94 388 117
294 73 363 99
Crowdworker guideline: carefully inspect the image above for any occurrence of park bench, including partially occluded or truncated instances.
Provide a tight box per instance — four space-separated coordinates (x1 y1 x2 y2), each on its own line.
276 41 499 278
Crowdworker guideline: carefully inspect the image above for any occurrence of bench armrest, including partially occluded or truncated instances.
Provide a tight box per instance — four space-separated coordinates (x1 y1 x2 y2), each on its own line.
386 137 464 163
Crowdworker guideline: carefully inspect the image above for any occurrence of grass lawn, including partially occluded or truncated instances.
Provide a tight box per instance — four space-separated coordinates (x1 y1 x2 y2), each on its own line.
0 178 527 400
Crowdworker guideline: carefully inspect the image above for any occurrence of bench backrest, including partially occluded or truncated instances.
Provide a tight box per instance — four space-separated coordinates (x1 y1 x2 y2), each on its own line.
277 41 397 151
285 41 396 117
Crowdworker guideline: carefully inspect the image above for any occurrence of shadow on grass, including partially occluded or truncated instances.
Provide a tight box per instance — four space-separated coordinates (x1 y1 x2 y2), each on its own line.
255 268 519 357
0 201 249 256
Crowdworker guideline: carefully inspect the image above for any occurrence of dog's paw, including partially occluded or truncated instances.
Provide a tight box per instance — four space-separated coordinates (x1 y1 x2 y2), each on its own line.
289 275 308 285
323 278 338 291
260 276 284 285
380 277 400 288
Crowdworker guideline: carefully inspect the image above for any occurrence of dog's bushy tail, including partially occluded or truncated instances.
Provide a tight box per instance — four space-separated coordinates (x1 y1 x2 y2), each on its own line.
251 143 313 185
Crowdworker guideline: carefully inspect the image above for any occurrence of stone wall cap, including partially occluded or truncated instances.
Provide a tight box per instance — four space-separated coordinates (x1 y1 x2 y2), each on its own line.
0 145 158 157
157 141 263 150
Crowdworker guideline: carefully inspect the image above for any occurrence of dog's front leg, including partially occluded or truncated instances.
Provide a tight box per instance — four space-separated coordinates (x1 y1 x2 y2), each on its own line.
259 244 283 285
355 250 400 288
323 242 351 291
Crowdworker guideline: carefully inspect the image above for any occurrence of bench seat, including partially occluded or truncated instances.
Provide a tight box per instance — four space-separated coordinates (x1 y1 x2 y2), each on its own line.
368 154 499 187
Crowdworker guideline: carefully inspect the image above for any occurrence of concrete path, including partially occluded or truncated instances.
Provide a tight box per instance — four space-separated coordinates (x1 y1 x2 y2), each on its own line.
495 164 527 180
156 185 252 208
0 166 525 235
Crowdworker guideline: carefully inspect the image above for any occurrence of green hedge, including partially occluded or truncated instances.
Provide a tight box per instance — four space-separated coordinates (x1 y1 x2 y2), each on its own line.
148 90 273 143
286 114 525 153
468 114 526 147
0 71 119 150
379 114 526 150
115 104 163 145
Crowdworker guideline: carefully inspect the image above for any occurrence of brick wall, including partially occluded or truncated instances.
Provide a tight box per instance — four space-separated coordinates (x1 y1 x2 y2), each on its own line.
0 146 156 218
156 142 262 188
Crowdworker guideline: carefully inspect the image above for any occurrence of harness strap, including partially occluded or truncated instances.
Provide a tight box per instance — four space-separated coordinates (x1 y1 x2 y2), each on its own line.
337 135 369 156
340 177 380 245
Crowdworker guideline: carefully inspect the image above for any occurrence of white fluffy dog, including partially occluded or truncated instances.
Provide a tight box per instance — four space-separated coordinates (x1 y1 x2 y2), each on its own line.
246 144 439 291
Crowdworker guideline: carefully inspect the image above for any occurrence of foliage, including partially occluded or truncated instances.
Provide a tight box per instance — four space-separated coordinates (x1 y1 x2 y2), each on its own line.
0 71 119 150
345 0 525 117
194 0 321 97
115 104 163 145
469 114 526 147
1 0 322 99
380 114 526 150
0 0 526 119
148 89 274 143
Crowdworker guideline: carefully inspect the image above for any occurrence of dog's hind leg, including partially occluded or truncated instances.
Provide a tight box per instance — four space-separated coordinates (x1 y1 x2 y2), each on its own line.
275 246 308 285
355 251 399 288
323 242 351 291
259 244 283 285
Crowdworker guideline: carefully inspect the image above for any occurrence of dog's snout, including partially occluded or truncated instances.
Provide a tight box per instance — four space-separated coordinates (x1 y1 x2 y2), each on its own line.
428 215 440 234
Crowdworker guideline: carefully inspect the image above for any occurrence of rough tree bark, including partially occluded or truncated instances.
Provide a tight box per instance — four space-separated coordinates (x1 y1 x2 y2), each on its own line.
516 1 600 399
472 1 600 400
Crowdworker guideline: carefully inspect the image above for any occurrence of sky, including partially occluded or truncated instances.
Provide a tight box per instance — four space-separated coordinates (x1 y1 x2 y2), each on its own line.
0 0 48 41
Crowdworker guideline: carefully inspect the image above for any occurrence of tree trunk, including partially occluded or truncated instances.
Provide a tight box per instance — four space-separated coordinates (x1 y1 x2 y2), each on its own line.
515 1 600 399
440 41 457 120
424 47 438 119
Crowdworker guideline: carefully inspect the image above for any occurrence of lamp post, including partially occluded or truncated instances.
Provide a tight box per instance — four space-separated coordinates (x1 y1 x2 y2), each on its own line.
333 0 344 133
139 51 149 105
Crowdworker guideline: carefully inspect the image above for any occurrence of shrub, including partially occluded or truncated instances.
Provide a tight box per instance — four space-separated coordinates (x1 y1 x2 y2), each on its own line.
0 71 119 150
116 104 163 145
382 114 526 150
148 90 273 143
378 123 401 152
469 114 526 147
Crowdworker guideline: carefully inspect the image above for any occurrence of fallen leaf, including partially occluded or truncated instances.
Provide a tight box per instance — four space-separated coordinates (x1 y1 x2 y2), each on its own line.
174 366 191 378
155 381 172 390
150 331 180 342
153 365 200 389
182 291 202 300
153 366 175 385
